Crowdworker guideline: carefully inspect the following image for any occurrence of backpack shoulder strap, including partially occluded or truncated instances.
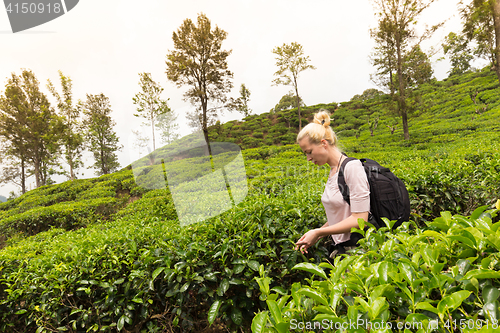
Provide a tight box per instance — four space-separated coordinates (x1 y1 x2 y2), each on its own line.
337 156 357 205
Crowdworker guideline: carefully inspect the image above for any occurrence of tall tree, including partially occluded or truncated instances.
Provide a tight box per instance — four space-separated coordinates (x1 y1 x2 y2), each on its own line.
0 69 63 189
236 83 252 117
81 93 121 175
47 70 84 180
0 139 28 193
226 83 252 118
0 84 29 193
460 0 500 83
442 32 474 76
132 72 171 151
155 111 179 145
370 17 398 98
272 42 315 131
166 13 233 151
371 0 441 140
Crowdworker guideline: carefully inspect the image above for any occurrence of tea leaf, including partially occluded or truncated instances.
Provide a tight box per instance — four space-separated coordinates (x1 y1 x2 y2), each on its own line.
231 307 243 326
152 267 165 281
416 301 438 314
208 300 222 325
266 299 282 324
251 311 268 333
292 262 327 280
482 286 500 303
247 260 260 271
297 287 328 306
463 269 500 280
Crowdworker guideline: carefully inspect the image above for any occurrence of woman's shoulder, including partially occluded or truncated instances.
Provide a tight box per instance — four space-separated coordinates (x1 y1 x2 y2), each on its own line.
344 158 363 170
343 158 367 180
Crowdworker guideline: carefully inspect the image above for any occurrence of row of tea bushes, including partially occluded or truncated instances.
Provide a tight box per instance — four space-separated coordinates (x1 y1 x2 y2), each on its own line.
0 181 329 332
1 138 500 331
0 169 144 243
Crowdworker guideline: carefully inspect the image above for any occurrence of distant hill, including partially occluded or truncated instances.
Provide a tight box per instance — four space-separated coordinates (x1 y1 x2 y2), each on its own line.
204 66 499 152
0 196 6 203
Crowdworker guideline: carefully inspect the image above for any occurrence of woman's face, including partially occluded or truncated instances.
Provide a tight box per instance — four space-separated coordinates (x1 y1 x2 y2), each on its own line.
298 138 329 166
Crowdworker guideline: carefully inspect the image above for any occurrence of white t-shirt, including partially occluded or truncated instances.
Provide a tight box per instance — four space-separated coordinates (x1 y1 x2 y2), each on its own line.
321 159 370 244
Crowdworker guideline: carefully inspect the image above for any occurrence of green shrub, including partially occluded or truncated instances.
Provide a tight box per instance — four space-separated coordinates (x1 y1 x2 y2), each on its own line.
252 205 500 333
0 197 118 237
252 131 264 139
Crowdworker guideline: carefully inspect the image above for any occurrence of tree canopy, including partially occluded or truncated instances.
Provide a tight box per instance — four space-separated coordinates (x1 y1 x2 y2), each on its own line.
442 31 474 77
81 93 121 175
47 70 84 180
132 72 171 151
0 69 64 191
272 91 305 113
166 12 233 149
370 0 440 140
460 0 500 84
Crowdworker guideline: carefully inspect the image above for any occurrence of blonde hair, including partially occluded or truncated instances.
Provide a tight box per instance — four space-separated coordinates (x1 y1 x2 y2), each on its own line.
296 109 337 146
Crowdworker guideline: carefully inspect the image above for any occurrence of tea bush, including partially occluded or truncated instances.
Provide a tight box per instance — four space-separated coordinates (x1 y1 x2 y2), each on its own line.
0 197 118 237
0 181 329 332
252 204 500 333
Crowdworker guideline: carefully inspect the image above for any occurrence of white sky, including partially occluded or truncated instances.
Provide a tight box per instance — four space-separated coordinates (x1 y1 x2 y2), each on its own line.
0 0 466 195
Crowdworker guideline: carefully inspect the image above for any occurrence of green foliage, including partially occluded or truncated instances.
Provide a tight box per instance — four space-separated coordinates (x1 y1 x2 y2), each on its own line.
0 69 65 190
253 205 500 333
272 41 316 131
81 93 122 175
166 13 233 133
1 69 500 332
0 197 117 236
442 32 474 77
47 70 84 181
132 72 173 150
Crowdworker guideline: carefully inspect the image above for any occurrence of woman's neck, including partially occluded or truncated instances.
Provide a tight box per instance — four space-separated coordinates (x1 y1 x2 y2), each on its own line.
327 148 343 169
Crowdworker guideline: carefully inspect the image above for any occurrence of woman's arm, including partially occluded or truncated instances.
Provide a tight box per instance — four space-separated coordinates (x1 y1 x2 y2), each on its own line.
295 211 368 253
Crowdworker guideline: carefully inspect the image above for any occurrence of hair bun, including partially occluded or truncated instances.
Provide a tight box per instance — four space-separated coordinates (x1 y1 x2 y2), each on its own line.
297 108 337 147
314 109 331 127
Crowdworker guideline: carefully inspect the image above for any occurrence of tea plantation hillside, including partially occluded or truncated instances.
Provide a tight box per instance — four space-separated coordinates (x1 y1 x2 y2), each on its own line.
209 67 499 153
0 68 499 332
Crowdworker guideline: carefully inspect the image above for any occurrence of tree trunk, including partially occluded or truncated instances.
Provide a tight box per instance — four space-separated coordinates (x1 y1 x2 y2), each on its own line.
101 145 107 175
151 114 156 152
70 160 75 180
21 158 26 194
200 96 213 158
34 158 40 188
396 32 410 141
68 143 76 180
491 0 500 84
294 76 301 132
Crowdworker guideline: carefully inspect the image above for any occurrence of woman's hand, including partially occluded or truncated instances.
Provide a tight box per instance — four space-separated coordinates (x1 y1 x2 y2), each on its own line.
295 229 320 254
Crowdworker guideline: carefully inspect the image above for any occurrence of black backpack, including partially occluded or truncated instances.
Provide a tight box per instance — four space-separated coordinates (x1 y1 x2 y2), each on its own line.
338 156 411 230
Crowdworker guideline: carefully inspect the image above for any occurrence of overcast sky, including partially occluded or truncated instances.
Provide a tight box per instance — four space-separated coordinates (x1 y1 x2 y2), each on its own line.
0 0 467 195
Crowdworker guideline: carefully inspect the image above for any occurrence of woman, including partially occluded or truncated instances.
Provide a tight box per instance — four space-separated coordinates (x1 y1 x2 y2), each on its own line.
295 110 370 256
